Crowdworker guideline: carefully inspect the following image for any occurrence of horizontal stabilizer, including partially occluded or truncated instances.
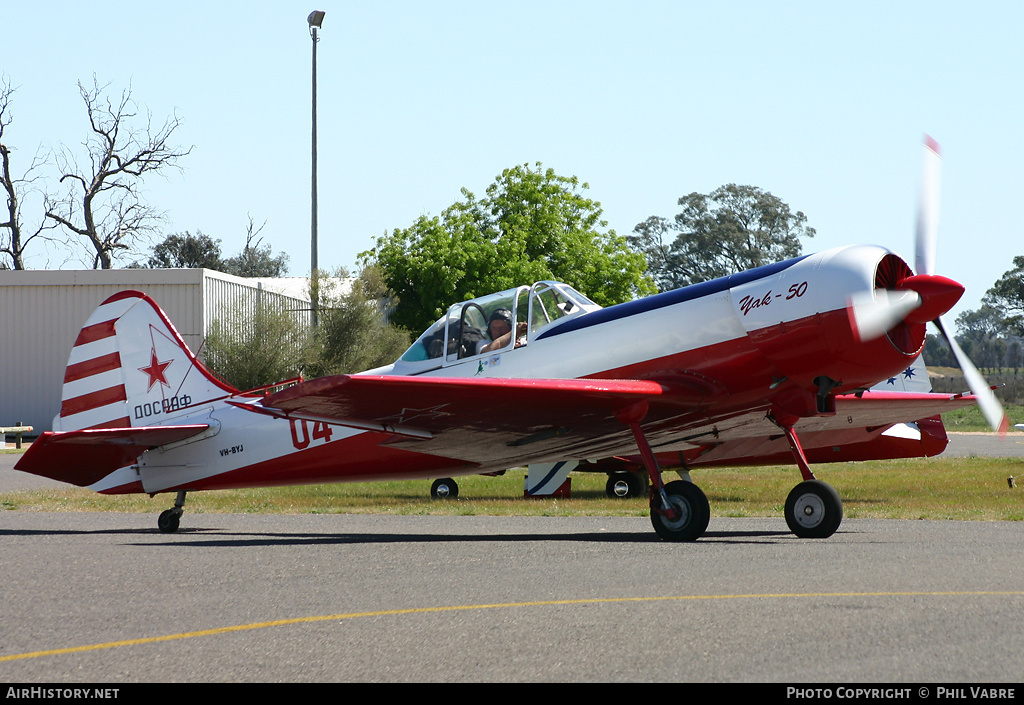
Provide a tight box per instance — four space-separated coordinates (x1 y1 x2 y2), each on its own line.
14 425 209 487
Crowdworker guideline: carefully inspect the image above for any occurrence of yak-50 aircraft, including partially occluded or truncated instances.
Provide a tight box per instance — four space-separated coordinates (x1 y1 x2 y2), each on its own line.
15 138 1006 540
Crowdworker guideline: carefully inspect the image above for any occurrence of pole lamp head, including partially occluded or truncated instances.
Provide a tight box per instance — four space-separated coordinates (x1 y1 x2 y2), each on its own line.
308 10 325 29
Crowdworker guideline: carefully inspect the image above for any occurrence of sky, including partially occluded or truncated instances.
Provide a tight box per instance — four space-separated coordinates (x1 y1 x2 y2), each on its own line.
3 1 1023 333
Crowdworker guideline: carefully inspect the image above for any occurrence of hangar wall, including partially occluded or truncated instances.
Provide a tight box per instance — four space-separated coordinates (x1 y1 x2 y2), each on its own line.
0 269 310 434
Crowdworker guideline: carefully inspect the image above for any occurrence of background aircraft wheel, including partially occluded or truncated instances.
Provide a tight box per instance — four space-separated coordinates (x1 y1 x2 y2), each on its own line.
785 480 843 538
605 472 646 498
157 509 180 533
430 478 459 499
650 480 710 541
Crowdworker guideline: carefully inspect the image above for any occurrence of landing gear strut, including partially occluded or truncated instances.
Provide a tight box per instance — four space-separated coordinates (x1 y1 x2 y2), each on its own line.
616 401 710 541
158 491 187 533
773 412 843 539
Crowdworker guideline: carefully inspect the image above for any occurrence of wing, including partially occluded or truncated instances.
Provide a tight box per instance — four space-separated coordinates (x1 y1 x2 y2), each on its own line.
257 374 710 471
259 376 977 472
648 390 979 467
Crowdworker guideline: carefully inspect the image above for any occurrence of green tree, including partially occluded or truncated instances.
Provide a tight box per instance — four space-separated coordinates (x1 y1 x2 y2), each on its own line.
146 231 223 269
954 305 1010 374
309 266 411 375
204 267 411 387
362 163 654 332
203 300 314 391
982 255 1024 335
630 184 815 291
923 333 955 368
138 219 288 276
955 305 1006 343
221 242 288 277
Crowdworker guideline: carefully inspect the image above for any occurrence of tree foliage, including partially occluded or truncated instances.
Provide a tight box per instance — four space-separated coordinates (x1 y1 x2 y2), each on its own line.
981 255 1024 336
203 267 410 389
203 300 315 392
630 184 815 291
146 231 223 269
362 163 654 333
944 256 1024 375
307 266 411 376
953 305 1010 373
140 220 289 277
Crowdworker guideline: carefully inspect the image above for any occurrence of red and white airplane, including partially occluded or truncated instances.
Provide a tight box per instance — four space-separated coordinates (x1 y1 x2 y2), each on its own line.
15 138 1005 540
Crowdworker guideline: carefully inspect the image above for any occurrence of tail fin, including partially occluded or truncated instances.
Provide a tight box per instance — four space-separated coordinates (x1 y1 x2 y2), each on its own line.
870 353 932 393
56 290 238 432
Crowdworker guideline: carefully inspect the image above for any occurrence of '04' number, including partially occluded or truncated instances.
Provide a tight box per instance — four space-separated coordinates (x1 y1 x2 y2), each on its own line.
289 419 334 449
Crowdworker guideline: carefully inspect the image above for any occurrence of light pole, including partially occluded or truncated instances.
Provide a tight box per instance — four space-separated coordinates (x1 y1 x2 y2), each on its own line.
308 10 325 328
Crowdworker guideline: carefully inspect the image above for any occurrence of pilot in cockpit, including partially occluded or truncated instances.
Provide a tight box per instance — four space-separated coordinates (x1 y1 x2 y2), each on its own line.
477 308 527 354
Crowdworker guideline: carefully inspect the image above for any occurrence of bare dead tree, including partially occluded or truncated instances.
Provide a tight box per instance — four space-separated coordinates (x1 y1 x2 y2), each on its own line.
0 78 56 269
221 215 289 277
242 214 268 251
45 77 191 268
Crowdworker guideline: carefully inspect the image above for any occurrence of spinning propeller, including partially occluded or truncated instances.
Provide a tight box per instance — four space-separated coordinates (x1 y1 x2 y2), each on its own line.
849 136 1008 433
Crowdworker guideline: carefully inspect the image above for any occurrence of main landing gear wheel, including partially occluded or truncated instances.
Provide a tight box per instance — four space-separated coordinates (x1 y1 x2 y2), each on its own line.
430 478 459 499
606 471 648 498
785 480 843 538
650 480 710 542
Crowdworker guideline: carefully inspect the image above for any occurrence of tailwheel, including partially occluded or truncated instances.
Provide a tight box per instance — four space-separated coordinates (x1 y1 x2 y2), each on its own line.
430 478 459 499
157 490 187 533
650 480 710 542
158 509 181 533
785 480 842 538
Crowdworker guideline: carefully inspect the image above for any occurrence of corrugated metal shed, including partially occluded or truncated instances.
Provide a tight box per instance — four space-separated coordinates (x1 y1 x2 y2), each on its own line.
0 269 310 434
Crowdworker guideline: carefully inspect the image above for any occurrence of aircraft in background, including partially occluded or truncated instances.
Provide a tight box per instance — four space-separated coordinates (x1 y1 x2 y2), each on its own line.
15 137 1004 540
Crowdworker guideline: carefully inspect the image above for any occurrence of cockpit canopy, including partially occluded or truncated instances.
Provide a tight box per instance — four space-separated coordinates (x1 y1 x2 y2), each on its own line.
399 281 601 364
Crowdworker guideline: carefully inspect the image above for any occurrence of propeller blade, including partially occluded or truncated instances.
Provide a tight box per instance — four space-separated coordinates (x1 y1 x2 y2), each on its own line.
915 135 942 276
934 317 1008 433
847 289 922 342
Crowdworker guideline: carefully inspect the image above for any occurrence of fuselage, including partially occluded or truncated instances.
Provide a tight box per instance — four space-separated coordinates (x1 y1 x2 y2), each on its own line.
34 244 931 495
375 244 924 419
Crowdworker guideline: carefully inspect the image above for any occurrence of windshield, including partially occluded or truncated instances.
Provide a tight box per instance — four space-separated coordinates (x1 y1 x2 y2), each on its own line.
400 287 524 362
398 282 600 363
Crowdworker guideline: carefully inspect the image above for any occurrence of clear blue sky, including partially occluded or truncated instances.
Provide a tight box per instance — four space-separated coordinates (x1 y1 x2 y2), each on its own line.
3 1 1023 331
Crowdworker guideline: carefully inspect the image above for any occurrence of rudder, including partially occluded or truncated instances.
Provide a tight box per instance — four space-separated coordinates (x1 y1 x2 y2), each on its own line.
56 290 238 432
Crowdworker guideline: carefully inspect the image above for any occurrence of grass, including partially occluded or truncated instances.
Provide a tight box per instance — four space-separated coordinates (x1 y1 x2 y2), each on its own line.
5 401 1024 521
941 402 1024 432
3 456 1023 522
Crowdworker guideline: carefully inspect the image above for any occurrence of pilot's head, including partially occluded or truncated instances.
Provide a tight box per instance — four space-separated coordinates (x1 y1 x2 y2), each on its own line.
488 308 513 339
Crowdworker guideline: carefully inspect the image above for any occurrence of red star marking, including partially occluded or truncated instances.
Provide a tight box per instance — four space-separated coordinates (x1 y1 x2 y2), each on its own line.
139 350 172 392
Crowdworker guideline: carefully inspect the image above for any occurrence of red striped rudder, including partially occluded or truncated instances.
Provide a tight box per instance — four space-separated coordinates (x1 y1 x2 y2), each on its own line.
55 291 238 432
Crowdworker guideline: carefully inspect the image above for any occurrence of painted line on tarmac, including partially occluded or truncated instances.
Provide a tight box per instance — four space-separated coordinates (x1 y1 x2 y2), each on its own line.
4 591 1024 663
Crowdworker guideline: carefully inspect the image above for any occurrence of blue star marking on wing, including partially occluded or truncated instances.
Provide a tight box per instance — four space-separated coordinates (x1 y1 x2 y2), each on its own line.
902 367 916 379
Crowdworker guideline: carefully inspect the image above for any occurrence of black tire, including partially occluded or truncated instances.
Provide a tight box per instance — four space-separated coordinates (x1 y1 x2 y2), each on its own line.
785 480 843 538
605 472 645 498
430 478 459 499
650 480 710 541
157 509 180 534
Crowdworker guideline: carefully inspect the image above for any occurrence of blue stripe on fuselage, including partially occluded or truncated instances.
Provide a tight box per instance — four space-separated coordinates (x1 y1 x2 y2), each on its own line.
536 254 811 340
